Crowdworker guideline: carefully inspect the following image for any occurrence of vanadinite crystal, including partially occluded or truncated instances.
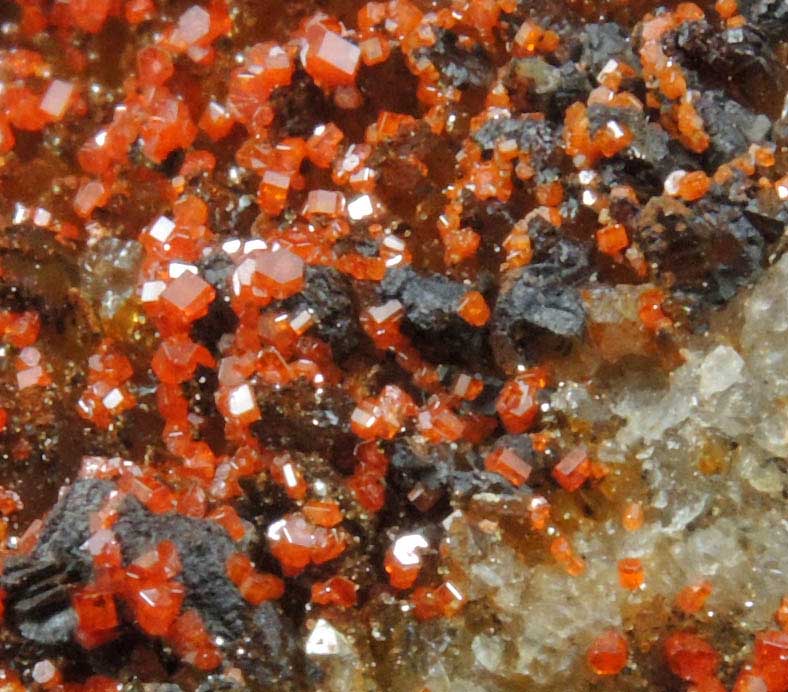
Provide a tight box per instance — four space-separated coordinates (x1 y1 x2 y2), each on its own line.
484 447 532 486
72 586 119 648
587 630 629 676
665 632 721 683
0 0 787 688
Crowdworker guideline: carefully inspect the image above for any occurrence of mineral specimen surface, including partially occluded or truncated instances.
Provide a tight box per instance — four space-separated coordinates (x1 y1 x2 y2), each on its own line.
0 0 786 690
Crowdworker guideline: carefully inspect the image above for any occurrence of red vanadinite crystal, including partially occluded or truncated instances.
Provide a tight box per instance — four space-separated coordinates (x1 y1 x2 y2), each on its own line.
617 558 645 590
267 512 347 575
621 500 645 531
270 453 308 500
484 447 532 487
412 581 465 621
208 505 247 541
361 299 405 348
136 45 175 86
77 380 136 429
128 580 185 636
552 446 592 492
72 585 119 648
360 33 391 65
457 290 490 326
86 529 123 571
304 25 361 88
716 0 739 17
676 581 713 614
303 189 346 217
348 469 386 513
676 102 710 153
226 553 254 586
638 288 672 331
67 0 112 33
733 671 769 692
303 500 343 527
753 630 788 692
2 311 41 347
495 374 542 433
677 170 711 201
0 668 24 692
306 123 344 168
4 85 50 132
151 335 215 384
239 571 285 605
0 487 23 516
775 597 788 632
159 272 216 327
176 483 206 517
245 41 294 91
587 630 629 676
140 94 198 163
16 345 52 390
596 223 629 255
157 383 189 422
121 542 186 636
216 382 261 426
200 100 235 141
550 535 586 576
125 0 155 23
416 396 466 443
87 340 134 385
451 373 484 401
689 678 728 692
384 533 429 589
252 248 305 299
40 79 75 121
665 632 720 682
258 170 293 215
168 609 222 671
351 384 416 440
311 576 358 607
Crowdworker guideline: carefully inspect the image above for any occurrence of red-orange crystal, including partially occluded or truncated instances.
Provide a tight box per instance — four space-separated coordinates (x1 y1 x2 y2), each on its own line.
587 630 629 676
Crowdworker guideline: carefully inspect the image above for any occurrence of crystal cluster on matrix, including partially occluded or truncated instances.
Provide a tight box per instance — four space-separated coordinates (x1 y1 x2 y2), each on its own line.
70 509 222 671
0 0 786 687
77 340 136 429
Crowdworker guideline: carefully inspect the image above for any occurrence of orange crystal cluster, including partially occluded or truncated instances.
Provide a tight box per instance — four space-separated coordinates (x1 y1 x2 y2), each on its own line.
351 384 417 440
0 311 52 392
226 553 285 605
71 516 222 670
0 666 117 692
77 340 136 429
267 512 348 576
0 0 785 687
